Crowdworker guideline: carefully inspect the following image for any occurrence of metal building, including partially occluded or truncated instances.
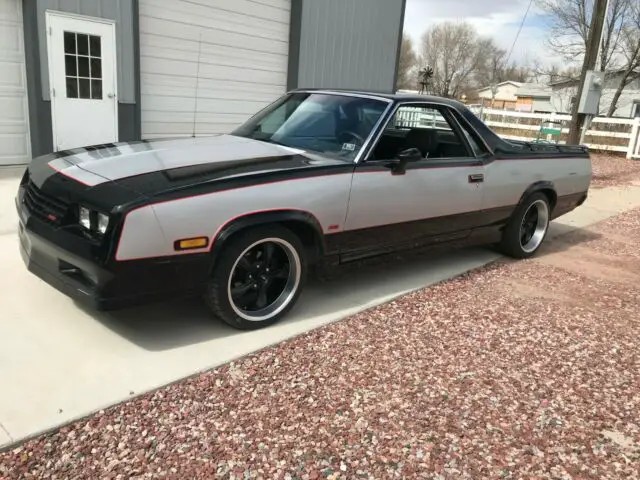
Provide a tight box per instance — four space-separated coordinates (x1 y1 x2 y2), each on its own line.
0 0 406 165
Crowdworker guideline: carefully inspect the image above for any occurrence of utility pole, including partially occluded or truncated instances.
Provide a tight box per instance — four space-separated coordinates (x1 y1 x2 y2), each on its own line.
567 0 608 144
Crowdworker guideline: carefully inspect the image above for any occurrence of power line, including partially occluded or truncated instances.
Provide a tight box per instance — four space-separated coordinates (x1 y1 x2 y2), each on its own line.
504 0 534 66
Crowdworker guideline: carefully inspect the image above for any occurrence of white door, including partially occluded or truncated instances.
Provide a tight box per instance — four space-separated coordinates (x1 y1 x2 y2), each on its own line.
0 0 30 165
46 11 117 151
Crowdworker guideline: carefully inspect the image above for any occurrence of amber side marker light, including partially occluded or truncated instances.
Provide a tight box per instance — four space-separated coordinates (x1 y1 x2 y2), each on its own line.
174 236 209 251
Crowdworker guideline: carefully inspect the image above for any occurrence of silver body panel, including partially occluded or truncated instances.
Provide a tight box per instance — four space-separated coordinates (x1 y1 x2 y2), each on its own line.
116 174 354 261
345 165 485 231
482 157 591 210
115 155 591 261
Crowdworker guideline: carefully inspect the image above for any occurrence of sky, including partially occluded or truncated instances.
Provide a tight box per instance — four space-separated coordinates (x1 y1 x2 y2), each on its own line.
402 0 564 66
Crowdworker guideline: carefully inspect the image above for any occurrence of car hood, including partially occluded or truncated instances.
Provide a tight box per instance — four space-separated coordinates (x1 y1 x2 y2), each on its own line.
45 135 320 187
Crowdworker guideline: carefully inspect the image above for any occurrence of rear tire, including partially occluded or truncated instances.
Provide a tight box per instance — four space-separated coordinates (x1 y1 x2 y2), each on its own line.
499 192 551 259
204 225 307 330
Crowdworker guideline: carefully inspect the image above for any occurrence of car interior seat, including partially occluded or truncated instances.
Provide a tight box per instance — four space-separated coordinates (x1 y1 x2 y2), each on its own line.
403 128 439 159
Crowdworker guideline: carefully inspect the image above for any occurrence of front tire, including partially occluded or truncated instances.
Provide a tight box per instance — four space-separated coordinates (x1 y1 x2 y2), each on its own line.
204 225 307 330
499 192 551 259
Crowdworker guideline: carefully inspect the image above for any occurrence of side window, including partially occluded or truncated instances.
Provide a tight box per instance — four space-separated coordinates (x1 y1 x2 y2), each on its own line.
373 105 473 160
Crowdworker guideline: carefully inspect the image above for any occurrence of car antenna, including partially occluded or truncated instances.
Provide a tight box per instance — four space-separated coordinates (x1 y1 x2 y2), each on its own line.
192 32 203 138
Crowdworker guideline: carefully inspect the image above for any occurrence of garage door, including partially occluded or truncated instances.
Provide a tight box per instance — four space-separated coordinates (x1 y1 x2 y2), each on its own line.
139 0 290 139
0 0 30 165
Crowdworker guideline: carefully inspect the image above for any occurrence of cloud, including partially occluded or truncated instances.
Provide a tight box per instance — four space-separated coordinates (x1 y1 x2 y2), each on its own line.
403 0 565 65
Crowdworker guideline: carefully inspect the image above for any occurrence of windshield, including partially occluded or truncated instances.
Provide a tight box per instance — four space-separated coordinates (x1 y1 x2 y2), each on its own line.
231 92 389 160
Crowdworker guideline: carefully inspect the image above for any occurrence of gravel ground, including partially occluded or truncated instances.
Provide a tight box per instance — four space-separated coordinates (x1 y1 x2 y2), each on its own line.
2 205 640 479
591 153 640 188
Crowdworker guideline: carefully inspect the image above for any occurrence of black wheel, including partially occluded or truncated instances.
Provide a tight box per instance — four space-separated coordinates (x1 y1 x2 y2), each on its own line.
204 225 307 330
499 192 551 259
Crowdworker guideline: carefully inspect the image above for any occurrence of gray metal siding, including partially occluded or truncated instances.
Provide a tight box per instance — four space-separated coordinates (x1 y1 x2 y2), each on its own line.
532 98 552 112
295 0 404 93
36 0 136 103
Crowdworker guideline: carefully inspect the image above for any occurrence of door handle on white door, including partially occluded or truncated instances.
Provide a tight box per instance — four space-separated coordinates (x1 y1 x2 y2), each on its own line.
107 93 116 99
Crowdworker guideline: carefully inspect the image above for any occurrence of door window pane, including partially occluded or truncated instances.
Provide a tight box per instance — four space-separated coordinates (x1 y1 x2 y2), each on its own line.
91 80 102 99
90 35 101 57
78 78 91 99
77 56 89 77
66 77 78 98
64 32 76 54
64 55 77 76
90 58 101 78
77 33 89 55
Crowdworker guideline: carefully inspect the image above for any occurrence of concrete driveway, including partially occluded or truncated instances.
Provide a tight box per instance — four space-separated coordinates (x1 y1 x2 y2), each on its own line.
1 170 640 449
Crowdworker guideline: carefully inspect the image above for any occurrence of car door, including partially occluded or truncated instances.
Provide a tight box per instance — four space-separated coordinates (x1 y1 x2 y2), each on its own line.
339 102 486 259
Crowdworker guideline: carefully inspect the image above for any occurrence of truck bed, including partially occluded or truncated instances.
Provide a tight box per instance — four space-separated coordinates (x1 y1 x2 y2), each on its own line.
498 139 590 156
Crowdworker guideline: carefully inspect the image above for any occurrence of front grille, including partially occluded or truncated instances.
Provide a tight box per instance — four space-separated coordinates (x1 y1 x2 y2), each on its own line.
23 181 71 226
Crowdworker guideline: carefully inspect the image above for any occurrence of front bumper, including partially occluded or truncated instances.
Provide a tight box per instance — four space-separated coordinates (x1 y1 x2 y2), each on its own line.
17 197 211 311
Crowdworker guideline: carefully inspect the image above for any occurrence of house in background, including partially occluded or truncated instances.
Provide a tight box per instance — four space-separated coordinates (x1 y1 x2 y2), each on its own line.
476 80 522 109
0 0 406 167
515 84 553 113
477 70 640 118
549 69 640 118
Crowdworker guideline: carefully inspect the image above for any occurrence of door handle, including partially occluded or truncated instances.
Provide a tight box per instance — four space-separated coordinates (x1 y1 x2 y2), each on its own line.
468 173 484 183
107 93 116 99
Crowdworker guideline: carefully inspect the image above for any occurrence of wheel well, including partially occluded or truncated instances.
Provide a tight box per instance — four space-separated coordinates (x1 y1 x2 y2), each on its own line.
539 188 557 210
277 219 323 262
210 217 325 271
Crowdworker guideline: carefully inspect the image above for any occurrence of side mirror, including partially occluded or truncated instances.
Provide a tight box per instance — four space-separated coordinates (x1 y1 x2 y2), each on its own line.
389 147 423 174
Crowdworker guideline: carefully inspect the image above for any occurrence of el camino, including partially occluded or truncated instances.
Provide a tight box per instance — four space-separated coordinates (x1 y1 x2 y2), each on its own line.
16 89 591 329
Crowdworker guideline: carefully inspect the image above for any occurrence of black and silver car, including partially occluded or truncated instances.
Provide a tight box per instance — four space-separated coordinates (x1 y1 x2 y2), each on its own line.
16 89 592 329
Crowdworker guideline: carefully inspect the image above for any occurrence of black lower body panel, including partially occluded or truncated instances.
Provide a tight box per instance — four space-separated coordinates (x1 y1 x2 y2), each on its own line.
18 218 211 311
552 191 588 220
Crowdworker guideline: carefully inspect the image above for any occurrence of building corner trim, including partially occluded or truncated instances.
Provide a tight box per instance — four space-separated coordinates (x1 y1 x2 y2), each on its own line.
132 0 142 140
391 0 407 94
286 0 303 91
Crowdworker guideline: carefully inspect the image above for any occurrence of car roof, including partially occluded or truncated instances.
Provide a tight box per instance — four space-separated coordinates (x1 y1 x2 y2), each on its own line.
289 88 466 109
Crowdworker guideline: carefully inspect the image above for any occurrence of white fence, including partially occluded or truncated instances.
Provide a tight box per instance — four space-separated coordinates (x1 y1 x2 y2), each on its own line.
469 107 640 159
395 107 450 130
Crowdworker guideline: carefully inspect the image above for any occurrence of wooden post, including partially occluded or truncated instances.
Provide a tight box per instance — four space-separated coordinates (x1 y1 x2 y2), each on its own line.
627 116 640 160
547 111 556 143
567 0 608 145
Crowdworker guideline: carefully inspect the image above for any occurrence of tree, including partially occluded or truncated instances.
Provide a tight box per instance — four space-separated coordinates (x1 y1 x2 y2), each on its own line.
478 46 532 85
396 33 418 90
419 22 494 98
537 0 640 116
607 1 640 116
529 60 581 84
536 0 631 71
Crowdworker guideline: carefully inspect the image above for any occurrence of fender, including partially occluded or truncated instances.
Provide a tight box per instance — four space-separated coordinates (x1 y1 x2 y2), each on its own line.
209 209 327 265
516 181 557 210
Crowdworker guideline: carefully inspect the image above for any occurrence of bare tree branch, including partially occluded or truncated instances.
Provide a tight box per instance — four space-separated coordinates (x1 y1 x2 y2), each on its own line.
607 1 640 115
396 33 418 90
536 0 630 70
419 21 532 98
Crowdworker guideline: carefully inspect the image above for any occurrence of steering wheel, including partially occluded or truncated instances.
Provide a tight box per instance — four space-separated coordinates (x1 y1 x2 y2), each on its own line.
337 130 365 146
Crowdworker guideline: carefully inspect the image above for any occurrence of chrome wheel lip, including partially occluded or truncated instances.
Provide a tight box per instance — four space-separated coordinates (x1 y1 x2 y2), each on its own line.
227 237 301 322
519 199 549 253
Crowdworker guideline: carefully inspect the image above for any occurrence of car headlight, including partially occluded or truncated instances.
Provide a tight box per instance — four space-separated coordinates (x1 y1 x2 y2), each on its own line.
79 206 91 230
78 206 109 235
97 213 109 235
